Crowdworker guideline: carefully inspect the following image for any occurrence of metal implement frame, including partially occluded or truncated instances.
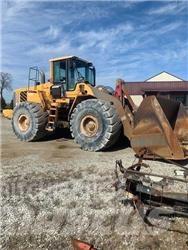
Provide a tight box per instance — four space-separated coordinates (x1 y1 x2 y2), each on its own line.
114 156 188 223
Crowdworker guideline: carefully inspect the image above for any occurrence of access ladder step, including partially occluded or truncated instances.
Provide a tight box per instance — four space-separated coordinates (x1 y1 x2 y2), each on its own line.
46 122 56 131
45 104 58 132
46 127 55 132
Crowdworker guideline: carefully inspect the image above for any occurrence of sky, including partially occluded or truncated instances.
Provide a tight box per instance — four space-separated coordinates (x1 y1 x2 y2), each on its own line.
1 0 188 101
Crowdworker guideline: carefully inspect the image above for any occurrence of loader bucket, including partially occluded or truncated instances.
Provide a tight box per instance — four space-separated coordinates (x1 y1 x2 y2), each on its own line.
130 96 188 160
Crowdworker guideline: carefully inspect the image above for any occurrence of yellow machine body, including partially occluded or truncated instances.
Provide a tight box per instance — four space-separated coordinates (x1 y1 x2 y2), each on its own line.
12 56 188 160
2 109 13 119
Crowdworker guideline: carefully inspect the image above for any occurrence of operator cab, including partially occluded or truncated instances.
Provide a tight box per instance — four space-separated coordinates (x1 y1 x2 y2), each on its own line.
50 56 95 98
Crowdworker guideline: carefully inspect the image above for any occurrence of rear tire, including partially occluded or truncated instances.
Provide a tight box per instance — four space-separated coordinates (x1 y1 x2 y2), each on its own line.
70 99 121 151
12 102 48 141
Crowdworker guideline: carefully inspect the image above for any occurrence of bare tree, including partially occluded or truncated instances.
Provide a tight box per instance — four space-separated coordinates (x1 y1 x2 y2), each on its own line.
0 72 12 109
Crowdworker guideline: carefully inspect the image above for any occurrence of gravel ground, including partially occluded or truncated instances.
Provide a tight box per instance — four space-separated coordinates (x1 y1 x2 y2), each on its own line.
1 116 188 249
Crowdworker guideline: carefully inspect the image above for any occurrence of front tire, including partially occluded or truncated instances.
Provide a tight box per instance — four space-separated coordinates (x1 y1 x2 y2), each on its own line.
70 99 121 151
12 102 48 141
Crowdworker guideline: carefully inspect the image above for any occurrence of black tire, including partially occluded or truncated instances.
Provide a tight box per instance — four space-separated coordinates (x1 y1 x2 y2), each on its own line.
70 99 121 151
12 102 48 141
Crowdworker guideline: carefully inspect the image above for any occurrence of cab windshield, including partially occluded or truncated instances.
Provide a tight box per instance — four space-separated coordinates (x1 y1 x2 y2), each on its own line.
68 59 95 89
53 58 95 90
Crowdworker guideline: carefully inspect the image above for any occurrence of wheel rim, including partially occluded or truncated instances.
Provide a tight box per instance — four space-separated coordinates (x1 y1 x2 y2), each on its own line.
18 114 30 132
80 115 99 137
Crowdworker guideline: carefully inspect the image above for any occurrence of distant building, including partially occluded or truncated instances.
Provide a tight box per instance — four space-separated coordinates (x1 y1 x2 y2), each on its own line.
146 71 183 82
125 71 188 106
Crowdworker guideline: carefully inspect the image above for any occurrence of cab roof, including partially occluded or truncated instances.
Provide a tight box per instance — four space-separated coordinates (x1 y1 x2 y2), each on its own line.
49 56 91 64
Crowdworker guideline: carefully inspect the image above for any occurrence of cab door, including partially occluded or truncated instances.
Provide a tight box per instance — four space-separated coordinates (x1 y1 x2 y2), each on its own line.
51 60 67 98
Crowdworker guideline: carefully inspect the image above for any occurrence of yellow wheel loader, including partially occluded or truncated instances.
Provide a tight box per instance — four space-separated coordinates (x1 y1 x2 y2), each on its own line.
11 56 188 160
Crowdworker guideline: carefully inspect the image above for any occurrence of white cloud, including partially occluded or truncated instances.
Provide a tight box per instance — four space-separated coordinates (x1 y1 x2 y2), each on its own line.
132 20 184 39
44 25 60 39
27 22 134 59
2 0 33 22
158 22 182 34
28 40 72 56
148 2 187 15
77 23 134 51
1 0 188 99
